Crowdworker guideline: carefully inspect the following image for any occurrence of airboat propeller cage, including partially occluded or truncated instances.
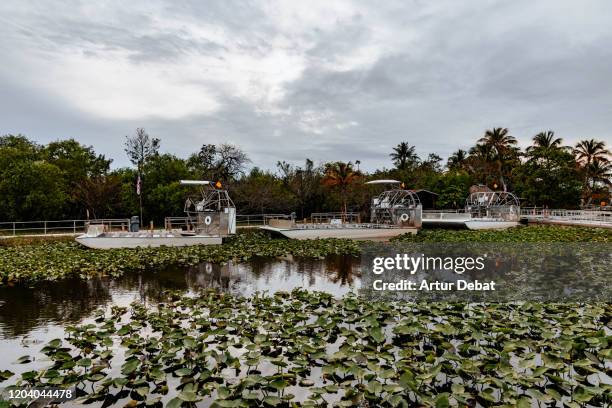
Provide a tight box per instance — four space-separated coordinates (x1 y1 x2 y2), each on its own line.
181 180 236 235
368 181 422 228
465 191 520 221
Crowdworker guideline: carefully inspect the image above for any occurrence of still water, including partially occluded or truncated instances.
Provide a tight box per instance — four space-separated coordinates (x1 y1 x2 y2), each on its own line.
0 255 360 372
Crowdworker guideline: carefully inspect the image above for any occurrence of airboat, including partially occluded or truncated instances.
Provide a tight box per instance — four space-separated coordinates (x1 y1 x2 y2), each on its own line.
75 180 236 249
260 180 422 240
422 191 520 230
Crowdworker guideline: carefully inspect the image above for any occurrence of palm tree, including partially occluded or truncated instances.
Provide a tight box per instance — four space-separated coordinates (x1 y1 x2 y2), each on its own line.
390 142 419 170
573 139 611 202
526 131 565 167
588 159 612 187
322 161 362 220
467 144 496 185
528 130 563 151
478 127 518 155
573 139 610 166
447 149 468 171
477 128 518 191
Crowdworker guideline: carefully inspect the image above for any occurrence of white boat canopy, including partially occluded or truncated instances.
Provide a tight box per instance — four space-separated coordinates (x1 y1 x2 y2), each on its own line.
365 179 401 185
180 180 211 185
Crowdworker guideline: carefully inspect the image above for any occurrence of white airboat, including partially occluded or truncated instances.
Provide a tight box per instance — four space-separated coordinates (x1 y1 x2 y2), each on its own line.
75 180 236 249
422 191 521 230
260 180 423 240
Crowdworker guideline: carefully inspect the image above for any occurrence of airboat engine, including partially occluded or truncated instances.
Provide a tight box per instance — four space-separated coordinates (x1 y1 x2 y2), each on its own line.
180 180 236 236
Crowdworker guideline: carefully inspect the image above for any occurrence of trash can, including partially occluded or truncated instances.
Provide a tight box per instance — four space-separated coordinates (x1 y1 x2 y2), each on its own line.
130 216 140 232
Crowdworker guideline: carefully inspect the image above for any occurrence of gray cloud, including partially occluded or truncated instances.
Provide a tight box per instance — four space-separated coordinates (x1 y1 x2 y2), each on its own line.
0 0 611 172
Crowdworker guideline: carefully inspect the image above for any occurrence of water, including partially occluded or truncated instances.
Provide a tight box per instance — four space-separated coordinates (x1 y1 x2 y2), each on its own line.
0 255 360 372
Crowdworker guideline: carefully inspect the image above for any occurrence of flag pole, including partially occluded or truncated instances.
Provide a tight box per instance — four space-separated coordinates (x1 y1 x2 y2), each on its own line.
137 173 143 227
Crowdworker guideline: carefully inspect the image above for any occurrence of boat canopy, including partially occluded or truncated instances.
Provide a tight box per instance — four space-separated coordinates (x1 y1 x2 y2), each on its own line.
365 179 401 185
180 180 211 185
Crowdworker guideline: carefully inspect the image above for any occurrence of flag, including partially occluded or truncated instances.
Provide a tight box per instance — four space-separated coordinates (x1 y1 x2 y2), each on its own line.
136 174 141 196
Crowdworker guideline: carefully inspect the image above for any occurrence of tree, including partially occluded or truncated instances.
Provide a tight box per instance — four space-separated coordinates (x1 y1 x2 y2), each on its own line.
276 159 323 218
232 168 296 214
321 161 362 220
447 149 468 171
125 128 160 169
587 159 612 189
420 153 443 173
528 130 563 151
44 139 111 180
477 128 518 191
0 160 67 220
188 143 250 182
466 144 496 186
573 139 610 166
141 154 193 223
573 139 611 202
73 175 122 219
124 128 160 224
435 171 473 209
390 142 419 170
43 139 112 218
0 135 68 220
188 144 218 178
216 143 250 181
514 147 582 208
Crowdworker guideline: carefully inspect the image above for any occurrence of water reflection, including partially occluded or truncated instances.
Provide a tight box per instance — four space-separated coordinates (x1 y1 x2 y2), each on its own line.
0 255 360 339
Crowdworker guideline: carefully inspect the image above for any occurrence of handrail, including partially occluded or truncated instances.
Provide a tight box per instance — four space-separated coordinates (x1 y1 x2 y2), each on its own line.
0 218 130 236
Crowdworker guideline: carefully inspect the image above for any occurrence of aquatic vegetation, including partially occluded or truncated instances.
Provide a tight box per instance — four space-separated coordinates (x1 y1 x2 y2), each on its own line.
0 226 610 285
2 290 610 407
393 225 612 243
0 232 360 285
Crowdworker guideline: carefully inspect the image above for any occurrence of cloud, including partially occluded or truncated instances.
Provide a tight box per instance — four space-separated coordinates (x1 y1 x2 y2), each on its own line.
0 0 611 171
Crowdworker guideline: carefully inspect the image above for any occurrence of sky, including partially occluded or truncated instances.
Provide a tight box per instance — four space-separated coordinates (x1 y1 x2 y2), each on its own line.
1 0 611 171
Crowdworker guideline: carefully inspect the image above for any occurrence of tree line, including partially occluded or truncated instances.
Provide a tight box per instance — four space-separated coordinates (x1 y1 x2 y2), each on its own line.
0 128 610 223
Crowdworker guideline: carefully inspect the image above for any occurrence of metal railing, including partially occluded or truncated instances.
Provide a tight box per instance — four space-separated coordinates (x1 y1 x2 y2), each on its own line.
164 214 290 230
310 212 361 223
0 214 293 237
422 211 471 220
422 209 466 214
520 208 612 225
164 216 196 231
240 214 287 226
0 219 130 237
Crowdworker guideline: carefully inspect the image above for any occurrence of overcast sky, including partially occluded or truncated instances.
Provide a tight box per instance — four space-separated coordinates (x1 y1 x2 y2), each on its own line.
1 0 611 171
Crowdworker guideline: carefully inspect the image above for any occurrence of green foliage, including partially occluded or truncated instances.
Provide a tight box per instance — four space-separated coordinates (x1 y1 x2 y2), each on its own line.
0 231 360 285
4 290 610 407
433 171 473 209
141 154 194 222
1 130 610 223
43 138 111 181
513 144 582 208
232 168 297 214
0 160 67 220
